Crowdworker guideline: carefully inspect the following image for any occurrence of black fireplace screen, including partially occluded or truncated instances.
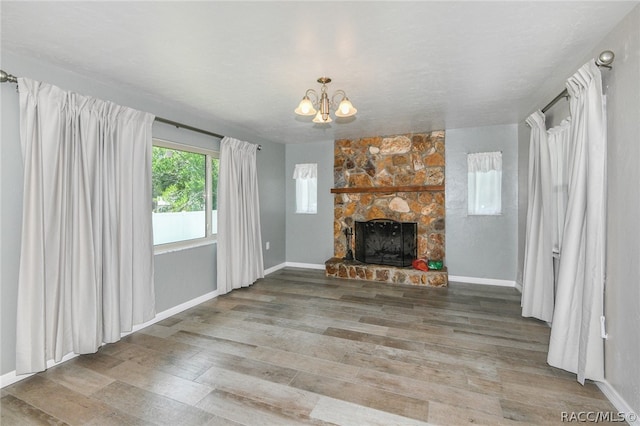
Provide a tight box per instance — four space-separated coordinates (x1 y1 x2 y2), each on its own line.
354 219 417 267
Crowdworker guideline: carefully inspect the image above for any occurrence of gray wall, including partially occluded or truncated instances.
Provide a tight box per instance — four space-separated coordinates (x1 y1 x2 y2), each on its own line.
596 5 640 415
285 129 524 278
258 142 287 269
445 124 519 281
516 4 640 414
0 52 286 376
285 140 334 265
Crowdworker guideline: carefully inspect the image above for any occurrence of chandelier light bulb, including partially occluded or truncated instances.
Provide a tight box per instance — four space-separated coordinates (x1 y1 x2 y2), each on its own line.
294 96 317 116
312 110 332 123
335 97 357 118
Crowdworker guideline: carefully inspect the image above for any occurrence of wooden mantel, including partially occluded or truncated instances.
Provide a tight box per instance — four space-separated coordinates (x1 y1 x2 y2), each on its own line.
330 185 444 194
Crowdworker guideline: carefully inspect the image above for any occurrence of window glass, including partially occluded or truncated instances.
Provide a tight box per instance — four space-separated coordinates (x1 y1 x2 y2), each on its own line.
152 140 218 247
293 163 318 214
467 151 502 215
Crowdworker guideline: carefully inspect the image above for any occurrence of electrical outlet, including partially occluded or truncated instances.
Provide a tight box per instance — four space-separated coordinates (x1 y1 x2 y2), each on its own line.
266 241 270 250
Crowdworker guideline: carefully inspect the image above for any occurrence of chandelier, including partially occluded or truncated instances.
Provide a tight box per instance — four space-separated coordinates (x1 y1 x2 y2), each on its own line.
294 77 357 123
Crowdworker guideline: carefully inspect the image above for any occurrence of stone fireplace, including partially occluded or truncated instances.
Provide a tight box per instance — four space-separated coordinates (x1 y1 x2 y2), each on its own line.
325 130 448 287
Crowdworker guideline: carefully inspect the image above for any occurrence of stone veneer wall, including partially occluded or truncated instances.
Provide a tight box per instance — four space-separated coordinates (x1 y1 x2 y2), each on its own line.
332 131 446 262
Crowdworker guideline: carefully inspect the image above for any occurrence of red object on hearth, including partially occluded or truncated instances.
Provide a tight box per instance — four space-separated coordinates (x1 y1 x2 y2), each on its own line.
412 258 429 271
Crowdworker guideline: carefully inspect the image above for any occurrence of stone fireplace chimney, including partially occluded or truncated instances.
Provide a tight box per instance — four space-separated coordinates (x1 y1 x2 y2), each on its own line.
326 131 448 287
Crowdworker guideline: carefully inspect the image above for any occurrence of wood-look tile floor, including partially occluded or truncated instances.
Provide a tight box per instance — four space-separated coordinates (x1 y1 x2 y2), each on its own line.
2 268 617 425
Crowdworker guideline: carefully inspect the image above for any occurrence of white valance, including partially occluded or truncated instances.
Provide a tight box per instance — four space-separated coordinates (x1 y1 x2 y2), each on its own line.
293 163 317 179
467 151 502 173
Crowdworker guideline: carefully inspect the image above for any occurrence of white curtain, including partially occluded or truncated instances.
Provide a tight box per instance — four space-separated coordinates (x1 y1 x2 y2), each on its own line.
16 78 156 374
521 111 556 322
217 137 264 295
547 119 571 256
547 120 572 291
467 151 502 215
293 163 317 214
548 61 607 383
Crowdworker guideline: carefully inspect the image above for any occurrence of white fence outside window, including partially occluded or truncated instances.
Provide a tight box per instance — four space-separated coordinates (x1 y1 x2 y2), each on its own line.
153 210 218 245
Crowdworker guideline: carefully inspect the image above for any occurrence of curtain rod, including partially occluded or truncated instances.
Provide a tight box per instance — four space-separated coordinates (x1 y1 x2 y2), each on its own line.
541 50 615 113
154 116 262 150
0 70 261 151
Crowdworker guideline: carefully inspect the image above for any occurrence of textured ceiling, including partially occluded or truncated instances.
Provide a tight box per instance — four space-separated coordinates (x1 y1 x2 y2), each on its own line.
1 1 637 144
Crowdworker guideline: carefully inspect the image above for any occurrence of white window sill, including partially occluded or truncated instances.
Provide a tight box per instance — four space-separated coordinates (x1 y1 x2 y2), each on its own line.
154 237 217 255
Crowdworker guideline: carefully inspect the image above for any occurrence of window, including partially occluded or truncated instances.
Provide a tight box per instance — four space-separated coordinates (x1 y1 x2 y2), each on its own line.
152 139 219 249
293 163 317 214
467 151 502 215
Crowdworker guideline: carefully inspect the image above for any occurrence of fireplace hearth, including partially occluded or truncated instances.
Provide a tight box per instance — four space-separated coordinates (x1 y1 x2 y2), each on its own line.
355 219 416 267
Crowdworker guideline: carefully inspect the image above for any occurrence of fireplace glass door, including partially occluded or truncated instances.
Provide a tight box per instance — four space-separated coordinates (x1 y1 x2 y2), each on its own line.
354 219 417 267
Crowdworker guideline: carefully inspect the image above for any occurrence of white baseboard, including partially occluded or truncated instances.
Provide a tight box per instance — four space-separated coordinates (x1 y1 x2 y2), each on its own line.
284 262 326 270
596 380 640 425
264 262 287 275
132 289 219 332
448 275 517 288
264 262 327 275
270 267 519 287
0 351 82 389
1 289 219 389
514 281 523 293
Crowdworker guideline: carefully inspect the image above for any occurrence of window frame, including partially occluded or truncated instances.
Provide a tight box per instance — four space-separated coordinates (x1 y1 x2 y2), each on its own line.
152 138 219 254
293 163 318 215
467 151 503 216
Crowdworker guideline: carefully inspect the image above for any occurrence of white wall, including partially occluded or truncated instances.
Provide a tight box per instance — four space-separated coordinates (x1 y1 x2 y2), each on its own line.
445 124 519 282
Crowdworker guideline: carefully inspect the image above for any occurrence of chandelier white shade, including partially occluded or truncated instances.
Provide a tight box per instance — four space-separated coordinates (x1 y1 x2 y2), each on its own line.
295 77 357 123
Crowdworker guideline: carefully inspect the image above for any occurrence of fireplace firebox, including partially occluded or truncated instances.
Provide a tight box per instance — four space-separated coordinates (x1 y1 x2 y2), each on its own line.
354 219 417 267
